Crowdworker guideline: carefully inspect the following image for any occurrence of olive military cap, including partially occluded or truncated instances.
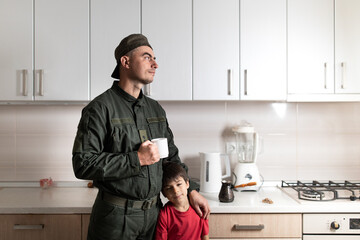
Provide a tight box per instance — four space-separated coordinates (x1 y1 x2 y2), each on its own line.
111 34 153 79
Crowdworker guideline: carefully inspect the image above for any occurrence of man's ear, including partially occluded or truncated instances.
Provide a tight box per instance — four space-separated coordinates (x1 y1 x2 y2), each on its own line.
186 180 190 189
120 55 130 69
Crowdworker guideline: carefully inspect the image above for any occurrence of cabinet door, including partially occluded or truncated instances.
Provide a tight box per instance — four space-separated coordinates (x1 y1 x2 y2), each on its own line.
335 0 360 93
240 0 286 100
142 0 192 100
209 213 302 238
34 0 89 101
193 0 239 100
81 214 90 240
288 0 334 94
0 214 81 240
90 0 140 99
0 0 33 101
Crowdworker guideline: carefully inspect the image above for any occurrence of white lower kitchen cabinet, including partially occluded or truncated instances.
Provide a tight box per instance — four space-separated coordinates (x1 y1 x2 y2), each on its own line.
209 213 302 239
0 214 81 240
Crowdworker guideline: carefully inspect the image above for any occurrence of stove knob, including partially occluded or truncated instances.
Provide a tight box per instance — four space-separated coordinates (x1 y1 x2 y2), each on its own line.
330 221 340 230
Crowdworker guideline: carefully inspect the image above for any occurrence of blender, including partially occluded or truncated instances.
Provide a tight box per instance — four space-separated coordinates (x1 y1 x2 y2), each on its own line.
232 121 262 191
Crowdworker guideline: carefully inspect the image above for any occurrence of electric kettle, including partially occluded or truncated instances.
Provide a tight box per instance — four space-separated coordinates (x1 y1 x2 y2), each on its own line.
199 152 231 193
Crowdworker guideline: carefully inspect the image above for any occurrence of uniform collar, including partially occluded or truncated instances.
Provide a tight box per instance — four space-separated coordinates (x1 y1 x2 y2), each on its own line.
111 81 146 106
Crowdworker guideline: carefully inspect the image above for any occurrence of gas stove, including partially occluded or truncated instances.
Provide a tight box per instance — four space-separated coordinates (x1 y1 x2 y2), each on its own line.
280 180 360 202
280 180 360 239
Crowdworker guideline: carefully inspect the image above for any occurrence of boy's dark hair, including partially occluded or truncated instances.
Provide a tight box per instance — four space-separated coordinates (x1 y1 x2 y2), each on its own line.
162 161 189 187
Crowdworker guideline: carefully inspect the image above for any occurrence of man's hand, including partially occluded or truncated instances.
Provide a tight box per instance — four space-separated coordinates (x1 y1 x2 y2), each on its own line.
137 140 160 166
189 190 210 219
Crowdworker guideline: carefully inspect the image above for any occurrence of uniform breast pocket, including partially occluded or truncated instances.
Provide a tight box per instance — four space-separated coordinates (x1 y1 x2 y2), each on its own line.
147 116 167 139
111 118 140 153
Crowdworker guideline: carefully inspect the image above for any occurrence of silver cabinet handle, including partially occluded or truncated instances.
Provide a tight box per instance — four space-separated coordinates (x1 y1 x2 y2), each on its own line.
227 69 233 95
233 224 264 231
244 69 248 95
341 62 345 89
144 84 151 96
13 224 44 230
22 69 28 96
39 69 44 96
324 63 327 89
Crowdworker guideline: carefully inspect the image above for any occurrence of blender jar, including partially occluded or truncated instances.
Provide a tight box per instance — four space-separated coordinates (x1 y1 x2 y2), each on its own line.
232 123 257 163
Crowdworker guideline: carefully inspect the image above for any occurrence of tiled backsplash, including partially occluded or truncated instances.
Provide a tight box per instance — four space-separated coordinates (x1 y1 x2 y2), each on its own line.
0 102 359 181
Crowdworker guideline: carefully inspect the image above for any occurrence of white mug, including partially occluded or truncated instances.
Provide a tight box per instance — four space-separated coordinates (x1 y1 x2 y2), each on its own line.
151 138 169 158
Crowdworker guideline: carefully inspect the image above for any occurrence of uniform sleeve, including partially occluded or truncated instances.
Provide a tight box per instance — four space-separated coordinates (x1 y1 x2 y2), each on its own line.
72 102 141 181
155 209 168 240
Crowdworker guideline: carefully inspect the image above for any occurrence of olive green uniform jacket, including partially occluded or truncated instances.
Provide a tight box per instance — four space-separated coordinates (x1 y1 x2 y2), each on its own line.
72 81 199 200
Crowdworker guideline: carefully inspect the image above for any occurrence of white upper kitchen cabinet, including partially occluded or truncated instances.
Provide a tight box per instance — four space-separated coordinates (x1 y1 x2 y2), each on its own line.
90 0 140 99
35 0 89 101
335 0 360 94
0 0 33 101
288 0 360 101
0 0 89 101
142 0 192 100
193 0 240 100
240 0 287 101
288 0 335 95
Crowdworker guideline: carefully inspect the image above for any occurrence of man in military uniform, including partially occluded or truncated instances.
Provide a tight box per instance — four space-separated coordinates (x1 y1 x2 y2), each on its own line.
72 34 210 240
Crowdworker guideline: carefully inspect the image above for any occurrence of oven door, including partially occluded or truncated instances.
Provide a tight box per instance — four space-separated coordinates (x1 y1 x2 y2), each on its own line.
304 236 360 240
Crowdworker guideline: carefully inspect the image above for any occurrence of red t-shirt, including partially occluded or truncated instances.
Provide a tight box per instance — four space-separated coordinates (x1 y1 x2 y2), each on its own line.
155 202 209 240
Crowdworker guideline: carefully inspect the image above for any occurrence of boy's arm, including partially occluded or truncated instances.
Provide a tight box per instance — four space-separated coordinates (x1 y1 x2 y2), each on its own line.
155 210 168 240
201 235 209 240
201 216 210 240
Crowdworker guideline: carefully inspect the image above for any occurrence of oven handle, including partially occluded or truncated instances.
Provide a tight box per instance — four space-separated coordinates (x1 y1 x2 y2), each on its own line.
233 224 264 231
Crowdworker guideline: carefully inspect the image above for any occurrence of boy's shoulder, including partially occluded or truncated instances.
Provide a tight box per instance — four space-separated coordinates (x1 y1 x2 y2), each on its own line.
162 201 175 211
161 202 199 217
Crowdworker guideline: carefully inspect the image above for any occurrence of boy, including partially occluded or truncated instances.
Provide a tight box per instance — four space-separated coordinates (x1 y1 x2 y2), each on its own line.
156 162 209 240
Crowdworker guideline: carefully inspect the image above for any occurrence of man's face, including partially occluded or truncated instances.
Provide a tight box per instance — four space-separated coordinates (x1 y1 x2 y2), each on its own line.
127 46 158 85
162 177 189 206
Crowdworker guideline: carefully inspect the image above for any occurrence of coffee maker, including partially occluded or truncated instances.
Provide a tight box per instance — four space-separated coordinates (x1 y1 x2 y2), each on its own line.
232 122 262 191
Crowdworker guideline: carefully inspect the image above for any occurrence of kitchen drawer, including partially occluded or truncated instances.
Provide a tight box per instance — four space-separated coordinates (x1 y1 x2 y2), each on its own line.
209 213 302 238
0 214 81 240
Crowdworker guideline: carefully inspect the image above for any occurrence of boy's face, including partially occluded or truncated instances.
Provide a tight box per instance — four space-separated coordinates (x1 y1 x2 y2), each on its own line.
162 176 190 205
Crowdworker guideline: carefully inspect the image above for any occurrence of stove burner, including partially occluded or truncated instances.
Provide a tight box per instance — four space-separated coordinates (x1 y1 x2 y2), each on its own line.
301 190 325 200
281 180 360 202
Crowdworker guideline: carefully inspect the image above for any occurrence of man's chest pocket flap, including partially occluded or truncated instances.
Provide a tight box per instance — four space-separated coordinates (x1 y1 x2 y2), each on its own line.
147 116 167 139
111 118 139 152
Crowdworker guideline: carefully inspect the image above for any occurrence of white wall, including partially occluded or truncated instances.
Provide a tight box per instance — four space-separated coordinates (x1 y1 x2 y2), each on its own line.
0 101 359 181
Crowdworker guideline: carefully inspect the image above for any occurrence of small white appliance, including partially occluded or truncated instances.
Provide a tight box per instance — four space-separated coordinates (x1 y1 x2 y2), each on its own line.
199 152 231 193
232 122 261 191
